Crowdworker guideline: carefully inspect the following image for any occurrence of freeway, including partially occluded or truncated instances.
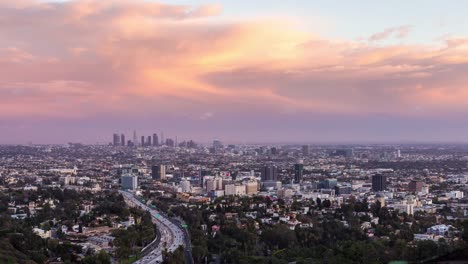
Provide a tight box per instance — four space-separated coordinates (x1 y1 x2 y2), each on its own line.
119 190 188 264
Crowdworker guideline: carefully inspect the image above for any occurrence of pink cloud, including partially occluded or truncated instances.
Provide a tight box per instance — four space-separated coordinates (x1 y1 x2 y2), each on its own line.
369 25 411 41
0 0 467 123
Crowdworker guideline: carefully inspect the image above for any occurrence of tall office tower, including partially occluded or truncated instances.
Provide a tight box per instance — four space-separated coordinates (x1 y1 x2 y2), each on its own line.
302 145 310 156
151 165 166 180
294 163 304 183
147 136 151 146
270 147 278 155
261 164 278 182
372 174 387 192
166 138 174 147
141 136 145 147
153 133 159 146
133 130 137 145
213 139 223 150
161 132 164 145
113 133 120 146
408 180 424 193
345 149 354 158
121 174 138 190
120 134 125 147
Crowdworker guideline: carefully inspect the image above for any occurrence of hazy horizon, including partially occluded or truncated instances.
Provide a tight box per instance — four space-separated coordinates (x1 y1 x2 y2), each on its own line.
2 0 468 144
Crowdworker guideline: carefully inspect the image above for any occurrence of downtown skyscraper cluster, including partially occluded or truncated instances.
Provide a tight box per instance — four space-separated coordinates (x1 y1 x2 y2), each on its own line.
112 131 160 147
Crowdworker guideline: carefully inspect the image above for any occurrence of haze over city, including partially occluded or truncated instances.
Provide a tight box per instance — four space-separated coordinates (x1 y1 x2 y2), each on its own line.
3 2 468 264
2 0 468 144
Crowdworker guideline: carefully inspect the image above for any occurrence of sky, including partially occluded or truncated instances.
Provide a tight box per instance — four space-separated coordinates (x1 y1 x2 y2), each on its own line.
2 0 468 144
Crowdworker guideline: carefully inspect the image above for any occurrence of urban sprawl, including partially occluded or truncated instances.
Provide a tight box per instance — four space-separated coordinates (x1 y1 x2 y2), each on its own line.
1 134 468 263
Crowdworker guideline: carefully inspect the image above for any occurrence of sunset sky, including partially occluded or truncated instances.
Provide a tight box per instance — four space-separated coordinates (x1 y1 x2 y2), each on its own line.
2 0 468 144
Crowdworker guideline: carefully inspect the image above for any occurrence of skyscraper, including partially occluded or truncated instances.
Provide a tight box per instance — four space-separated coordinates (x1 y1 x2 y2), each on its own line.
213 139 223 150
152 165 166 180
261 164 278 182
271 147 278 155
147 136 151 146
120 134 125 147
294 163 304 183
141 136 145 147
166 138 174 147
372 174 387 192
153 133 159 146
113 133 120 146
133 130 137 145
302 145 310 156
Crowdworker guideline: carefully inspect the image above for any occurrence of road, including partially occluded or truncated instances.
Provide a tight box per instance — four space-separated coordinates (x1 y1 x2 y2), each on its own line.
120 190 189 264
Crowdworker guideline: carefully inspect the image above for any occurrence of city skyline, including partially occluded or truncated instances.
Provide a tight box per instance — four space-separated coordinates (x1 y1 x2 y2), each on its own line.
3 0 468 144
2 3 468 263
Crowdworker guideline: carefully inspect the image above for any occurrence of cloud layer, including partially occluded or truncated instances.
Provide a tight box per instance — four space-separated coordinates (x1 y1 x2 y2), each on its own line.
1 0 468 143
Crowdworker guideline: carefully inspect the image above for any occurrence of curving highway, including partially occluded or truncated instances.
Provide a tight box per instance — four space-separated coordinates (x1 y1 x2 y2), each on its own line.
119 190 188 264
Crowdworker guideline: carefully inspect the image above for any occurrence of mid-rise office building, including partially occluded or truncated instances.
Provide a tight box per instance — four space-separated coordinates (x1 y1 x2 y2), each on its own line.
372 174 387 192
261 165 278 182
408 180 424 193
225 184 246 196
205 176 223 192
319 178 337 189
121 175 138 190
294 163 304 183
151 165 166 180
245 180 258 195
180 178 191 193
335 184 352 195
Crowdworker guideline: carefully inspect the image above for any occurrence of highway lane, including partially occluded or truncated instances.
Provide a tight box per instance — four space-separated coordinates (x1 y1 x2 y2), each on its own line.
119 190 187 264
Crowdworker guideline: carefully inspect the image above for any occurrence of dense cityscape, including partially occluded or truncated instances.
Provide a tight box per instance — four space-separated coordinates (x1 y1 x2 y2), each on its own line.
3 0 468 263
1 133 468 263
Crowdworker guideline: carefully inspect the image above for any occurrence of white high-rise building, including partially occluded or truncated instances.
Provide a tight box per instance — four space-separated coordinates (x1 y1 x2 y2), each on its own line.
180 178 191 193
